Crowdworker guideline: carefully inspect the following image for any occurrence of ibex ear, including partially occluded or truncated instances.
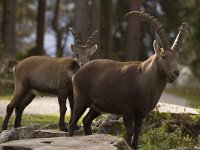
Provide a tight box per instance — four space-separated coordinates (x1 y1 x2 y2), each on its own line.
71 44 77 54
89 44 97 56
153 40 162 56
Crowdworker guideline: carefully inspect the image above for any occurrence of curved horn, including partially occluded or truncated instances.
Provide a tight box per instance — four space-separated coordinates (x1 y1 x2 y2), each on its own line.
124 11 171 51
171 22 190 51
68 28 82 46
86 30 98 47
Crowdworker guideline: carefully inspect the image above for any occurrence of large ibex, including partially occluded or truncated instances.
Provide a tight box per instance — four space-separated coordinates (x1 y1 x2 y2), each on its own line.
2 28 98 132
68 11 190 149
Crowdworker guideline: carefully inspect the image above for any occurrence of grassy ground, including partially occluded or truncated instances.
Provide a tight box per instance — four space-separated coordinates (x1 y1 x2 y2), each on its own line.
0 89 13 100
0 114 70 133
0 112 200 149
139 111 200 149
0 114 85 133
0 114 59 132
0 79 13 100
165 86 200 108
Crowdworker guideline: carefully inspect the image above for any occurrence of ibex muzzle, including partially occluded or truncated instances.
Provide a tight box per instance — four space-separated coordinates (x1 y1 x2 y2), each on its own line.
69 11 190 149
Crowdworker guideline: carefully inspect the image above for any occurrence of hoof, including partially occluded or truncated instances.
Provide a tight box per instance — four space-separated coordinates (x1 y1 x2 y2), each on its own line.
74 125 80 130
60 126 68 132
132 145 140 150
2 124 7 131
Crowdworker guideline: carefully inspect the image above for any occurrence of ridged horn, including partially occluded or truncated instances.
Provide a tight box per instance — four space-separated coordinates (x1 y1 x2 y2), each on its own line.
68 28 82 46
171 22 190 51
86 30 98 47
124 11 171 51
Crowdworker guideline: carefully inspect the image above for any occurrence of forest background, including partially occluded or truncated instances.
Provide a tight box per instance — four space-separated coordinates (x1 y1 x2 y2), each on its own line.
0 0 200 85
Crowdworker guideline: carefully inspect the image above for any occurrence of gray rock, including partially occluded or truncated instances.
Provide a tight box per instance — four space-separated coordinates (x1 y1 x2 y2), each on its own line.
97 120 125 137
40 124 58 130
73 126 85 136
0 134 131 150
32 130 66 138
0 124 41 143
94 114 121 127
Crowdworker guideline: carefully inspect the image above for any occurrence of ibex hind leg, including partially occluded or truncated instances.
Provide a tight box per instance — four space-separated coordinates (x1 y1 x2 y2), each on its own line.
58 92 68 132
83 108 100 135
14 93 35 128
2 87 28 130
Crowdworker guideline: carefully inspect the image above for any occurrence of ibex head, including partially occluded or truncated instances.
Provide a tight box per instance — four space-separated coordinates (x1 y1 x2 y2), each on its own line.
125 11 190 83
69 28 98 66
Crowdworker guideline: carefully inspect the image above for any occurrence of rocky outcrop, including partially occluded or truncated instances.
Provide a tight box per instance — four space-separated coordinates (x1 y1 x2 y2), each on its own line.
0 124 41 143
97 120 125 136
0 134 131 150
94 114 125 136
32 130 66 138
0 126 87 144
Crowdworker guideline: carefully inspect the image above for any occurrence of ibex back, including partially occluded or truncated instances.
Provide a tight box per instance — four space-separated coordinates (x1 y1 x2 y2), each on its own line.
69 11 190 149
2 28 98 132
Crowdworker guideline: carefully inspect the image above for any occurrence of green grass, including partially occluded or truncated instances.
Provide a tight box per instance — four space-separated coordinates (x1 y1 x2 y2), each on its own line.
0 94 12 100
0 73 14 100
0 86 13 100
0 114 71 133
140 111 200 149
0 114 85 133
0 112 200 149
165 86 200 108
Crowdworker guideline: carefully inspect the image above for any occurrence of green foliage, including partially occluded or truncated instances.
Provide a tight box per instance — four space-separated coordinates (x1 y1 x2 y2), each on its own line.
140 125 181 149
94 111 200 149
139 111 200 149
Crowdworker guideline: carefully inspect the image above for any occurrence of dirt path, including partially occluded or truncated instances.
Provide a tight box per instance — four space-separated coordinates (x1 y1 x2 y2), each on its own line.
0 92 198 116
159 92 188 106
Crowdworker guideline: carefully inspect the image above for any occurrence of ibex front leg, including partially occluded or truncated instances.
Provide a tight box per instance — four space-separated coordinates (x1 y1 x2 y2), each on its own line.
132 117 144 150
123 114 134 148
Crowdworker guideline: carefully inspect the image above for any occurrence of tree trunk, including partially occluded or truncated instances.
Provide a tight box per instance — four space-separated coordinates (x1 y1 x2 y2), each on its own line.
0 1 3 54
2 0 16 59
74 0 100 58
125 0 142 61
34 0 46 55
52 0 64 57
100 0 113 59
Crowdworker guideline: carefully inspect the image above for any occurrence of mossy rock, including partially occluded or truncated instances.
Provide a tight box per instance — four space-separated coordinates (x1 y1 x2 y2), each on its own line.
97 120 125 137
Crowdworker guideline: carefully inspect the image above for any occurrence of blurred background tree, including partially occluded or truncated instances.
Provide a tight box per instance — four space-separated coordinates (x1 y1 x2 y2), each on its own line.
2 0 16 59
0 0 200 80
74 0 100 58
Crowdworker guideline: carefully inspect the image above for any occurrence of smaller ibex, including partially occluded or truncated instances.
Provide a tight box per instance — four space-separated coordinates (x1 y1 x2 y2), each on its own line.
2 28 98 132
69 11 190 149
